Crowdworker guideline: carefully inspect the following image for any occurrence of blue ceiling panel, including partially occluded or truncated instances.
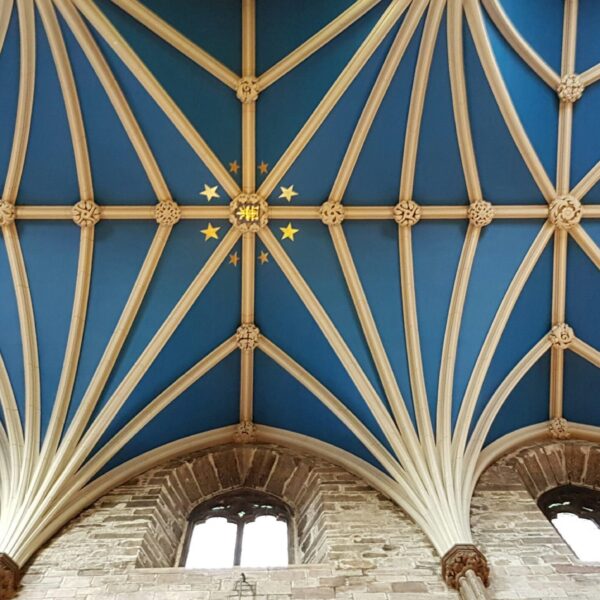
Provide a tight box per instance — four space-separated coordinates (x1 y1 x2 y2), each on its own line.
61 13 157 204
17 222 79 437
571 82 600 202
130 0 242 73
256 2 389 178
576 0 600 73
412 220 467 414
566 236 600 350
564 351 600 427
87 222 240 421
496 0 563 74
65 220 156 428
256 0 367 74
465 21 547 204
484 351 550 445
482 15 558 186
93 0 240 200
345 15 425 205
98 351 240 475
344 220 415 425
470 242 552 436
18 11 78 204
254 350 386 471
452 221 544 425
0 10 19 189
254 231 394 449
413 13 466 204
268 22 402 206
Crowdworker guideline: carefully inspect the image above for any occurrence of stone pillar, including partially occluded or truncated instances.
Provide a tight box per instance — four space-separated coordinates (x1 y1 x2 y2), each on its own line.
458 569 489 600
0 554 20 599
441 544 489 599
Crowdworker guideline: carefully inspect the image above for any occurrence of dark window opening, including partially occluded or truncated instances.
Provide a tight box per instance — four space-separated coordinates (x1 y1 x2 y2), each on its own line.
181 490 293 568
538 485 600 562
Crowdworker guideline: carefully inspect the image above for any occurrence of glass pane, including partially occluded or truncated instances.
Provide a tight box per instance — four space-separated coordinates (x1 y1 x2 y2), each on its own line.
185 517 237 568
240 515 288 567
553 512 600 561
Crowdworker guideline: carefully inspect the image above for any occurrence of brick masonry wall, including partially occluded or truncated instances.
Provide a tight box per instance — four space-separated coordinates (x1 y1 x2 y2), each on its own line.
15 442 600 600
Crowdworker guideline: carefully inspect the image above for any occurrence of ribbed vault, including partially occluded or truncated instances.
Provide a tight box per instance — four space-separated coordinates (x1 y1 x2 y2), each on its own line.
0 0 599 594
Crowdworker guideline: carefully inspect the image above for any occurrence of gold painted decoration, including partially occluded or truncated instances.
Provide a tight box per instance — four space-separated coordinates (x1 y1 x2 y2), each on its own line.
200 184 220 202
229 252 240 267
153 200 181 227
72 200 101 228
548 323 574 349
258 161 269 175
466 200 494 228
320 200 345 226
0 201 16 227
557 73 584 103
393 200 421 227
280 222 299 241
279 185 298 202
229 193 268 232
258 250 269 264
200 223 221 240
236 77 259 103
549 195 582 230
229 160 240 174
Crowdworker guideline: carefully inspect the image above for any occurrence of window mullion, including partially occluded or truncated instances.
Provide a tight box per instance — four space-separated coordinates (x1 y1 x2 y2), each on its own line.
233 522 245 566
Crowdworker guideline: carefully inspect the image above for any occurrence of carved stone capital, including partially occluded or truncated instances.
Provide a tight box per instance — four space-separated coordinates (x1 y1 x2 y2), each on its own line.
154 200 181 227
236 323 260 351
549 323 574 349
557 74 584 103
0 553 20 599
320 201 345 226
72 200 101 227
467 200 494 228
549 195 582 230
236 77 259 103
0 201 15 227
549 417 570 440
442 544 489 590
393 200 421 227
233 420 257 444
229 193 268 232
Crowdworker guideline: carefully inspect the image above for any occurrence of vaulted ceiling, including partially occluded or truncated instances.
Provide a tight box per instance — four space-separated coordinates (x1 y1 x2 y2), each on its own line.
0 0 599 566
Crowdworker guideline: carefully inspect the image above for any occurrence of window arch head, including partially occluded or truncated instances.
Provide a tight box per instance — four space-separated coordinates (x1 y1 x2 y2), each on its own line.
181 490 293 569
538 484 600 562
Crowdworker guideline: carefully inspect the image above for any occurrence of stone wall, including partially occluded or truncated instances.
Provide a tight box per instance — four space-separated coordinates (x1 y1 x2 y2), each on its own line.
15 442 600 600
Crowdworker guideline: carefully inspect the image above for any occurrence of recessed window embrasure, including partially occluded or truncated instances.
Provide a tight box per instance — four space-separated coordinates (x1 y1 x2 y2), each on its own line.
181 490 293 568
538 485 600 562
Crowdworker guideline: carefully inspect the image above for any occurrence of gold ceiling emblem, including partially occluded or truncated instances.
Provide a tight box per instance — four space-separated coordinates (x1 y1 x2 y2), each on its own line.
393 200 421 227
229 193 268 232
549 195 582 230
319 201 345 226
236 77 260 103
72 200 101 228
548 323 575 349
467 199 494 228
154 200 181 227
548 417 570 440
557 73 584 103
0 200 16 227
236 323 260 351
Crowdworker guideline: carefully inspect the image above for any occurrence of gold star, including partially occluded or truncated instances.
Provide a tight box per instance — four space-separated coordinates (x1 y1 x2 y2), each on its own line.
229 161 240 174
279 185 298 202
229 251 240 266
280 222 299 241
200 184 220 202
201 223 221 240
258 161 269 175
258 251 269 264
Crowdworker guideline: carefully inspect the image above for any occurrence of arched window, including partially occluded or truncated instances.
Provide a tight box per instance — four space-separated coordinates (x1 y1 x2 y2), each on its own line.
181 490 293 569
538 485 600 562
